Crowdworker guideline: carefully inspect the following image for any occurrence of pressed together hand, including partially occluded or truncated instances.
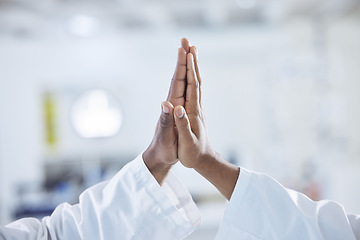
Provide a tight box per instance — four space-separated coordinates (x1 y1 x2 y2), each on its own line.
172 44 240 200
173 46 215 170
143 38 190 184
144 38 240 200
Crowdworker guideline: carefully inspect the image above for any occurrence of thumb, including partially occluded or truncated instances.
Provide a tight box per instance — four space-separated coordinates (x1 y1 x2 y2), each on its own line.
159 101 175 130
174 106 193 142
154 101 176 145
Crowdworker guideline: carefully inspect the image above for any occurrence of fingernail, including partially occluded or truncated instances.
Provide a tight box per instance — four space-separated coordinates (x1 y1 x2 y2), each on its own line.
162 104 170 114
175 107 184 118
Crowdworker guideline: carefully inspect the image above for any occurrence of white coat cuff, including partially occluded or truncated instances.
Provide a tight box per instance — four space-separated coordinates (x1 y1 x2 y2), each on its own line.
136 154 201 238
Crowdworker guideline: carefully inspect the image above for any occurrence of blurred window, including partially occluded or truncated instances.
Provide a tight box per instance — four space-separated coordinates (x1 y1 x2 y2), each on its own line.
70 89 122 138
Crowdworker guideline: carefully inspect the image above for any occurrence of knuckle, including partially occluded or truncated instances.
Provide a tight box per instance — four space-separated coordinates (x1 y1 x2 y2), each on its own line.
187 79 199 87
178 118 189 128
188 108 202 118
159 114 172 128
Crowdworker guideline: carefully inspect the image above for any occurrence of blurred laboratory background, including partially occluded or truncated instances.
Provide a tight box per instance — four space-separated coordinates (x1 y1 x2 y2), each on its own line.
1 0 360 238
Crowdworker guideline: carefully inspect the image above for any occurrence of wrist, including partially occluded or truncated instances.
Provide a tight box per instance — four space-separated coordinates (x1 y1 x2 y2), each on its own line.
143 146 174 185
193 151 219 173
193 152 240 200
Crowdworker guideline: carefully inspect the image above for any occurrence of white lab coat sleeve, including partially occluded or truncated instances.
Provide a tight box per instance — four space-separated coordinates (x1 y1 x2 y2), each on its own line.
1 154 201 240
216 167 360 240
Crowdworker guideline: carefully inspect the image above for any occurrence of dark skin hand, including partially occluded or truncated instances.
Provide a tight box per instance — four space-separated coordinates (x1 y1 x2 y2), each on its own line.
144 38 240 201
174 45 240 200
142 38 190 185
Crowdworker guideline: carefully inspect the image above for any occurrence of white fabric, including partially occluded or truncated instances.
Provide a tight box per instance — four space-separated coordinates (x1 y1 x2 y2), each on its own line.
2 157 359 240
216 167 360 240
0 155 201 240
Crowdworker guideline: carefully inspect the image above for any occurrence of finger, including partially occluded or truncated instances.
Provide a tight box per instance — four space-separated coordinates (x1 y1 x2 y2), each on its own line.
167 48 187 107
190 46 202 106
159 101 175 130
190 46 200 79
185 53 200 113
174 106 194 142
155 101 176 145
181 38 191 53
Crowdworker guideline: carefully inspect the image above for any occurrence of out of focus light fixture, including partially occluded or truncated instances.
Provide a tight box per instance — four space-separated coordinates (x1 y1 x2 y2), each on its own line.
236 0 257 9
71 89 122 138
67 15 100 37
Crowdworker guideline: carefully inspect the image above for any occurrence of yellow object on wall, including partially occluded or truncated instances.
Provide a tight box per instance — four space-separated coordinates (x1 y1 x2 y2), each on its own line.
43 92 57 148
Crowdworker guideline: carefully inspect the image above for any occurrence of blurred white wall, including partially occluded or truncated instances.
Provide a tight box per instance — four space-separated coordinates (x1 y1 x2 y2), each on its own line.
0 0 360 238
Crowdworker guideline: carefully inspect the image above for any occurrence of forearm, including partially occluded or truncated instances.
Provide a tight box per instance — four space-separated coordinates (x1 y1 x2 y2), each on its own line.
194 152 240 200
3 156 199 240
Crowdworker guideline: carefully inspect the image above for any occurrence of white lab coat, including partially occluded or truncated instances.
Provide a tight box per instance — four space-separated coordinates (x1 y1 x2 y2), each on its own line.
216 167 360 240
0 155 201 240
1 157 359 240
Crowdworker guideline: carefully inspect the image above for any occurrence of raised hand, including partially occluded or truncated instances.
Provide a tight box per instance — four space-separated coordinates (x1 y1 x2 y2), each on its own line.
172 47 210 169
143 39 190 185
174 45 240 200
